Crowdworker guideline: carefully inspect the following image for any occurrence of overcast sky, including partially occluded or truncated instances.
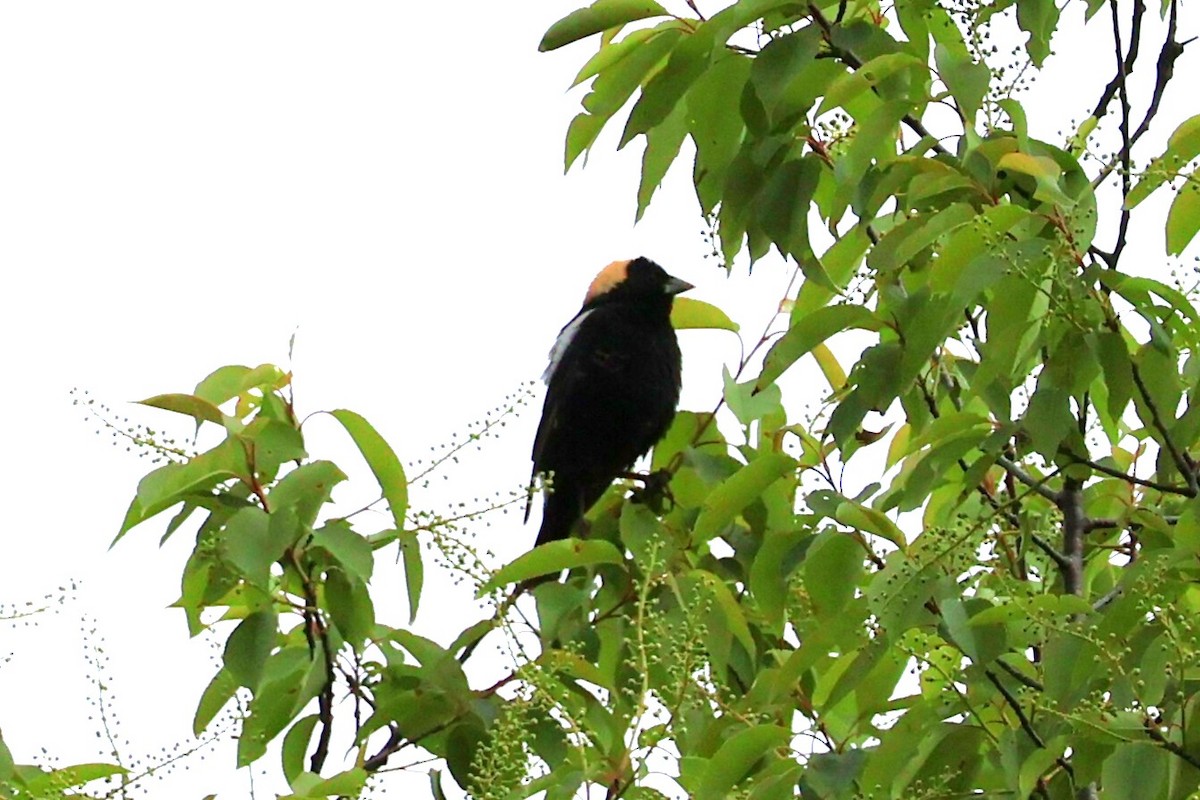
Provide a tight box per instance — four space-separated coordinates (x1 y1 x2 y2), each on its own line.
1 2 1195 799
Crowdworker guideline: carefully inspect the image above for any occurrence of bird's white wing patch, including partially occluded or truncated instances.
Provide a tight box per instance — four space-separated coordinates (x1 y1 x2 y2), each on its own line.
542 309 594 384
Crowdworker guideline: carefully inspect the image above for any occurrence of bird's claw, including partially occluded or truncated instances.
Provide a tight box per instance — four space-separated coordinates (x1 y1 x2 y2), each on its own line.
625 469 675 512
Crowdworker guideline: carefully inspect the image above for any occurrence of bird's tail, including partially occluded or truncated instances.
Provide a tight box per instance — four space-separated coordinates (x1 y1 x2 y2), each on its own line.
535 476 608 546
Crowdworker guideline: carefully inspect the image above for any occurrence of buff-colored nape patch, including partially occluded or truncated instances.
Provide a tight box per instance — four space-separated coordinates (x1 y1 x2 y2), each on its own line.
584 259 632 303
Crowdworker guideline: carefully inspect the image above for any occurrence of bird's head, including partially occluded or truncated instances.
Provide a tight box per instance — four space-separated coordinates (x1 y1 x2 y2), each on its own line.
583 257 693 309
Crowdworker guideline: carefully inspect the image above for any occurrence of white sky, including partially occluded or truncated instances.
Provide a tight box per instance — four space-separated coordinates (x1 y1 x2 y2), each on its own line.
1 2 1195 799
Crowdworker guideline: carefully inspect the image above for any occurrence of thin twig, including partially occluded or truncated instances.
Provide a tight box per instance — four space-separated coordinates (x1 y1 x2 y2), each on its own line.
1145 718 1200 770
1092 584 1123 611
1089 0 1144 122
1129 360 1198 495
1063 451 1194 496
1108 0 1144 265
1130 0 1185 144
1029 532 1072 573
986 669 1045 748
363 726 405 771
996 657 1045 692
1091 0 1188 192
995 454 1060 503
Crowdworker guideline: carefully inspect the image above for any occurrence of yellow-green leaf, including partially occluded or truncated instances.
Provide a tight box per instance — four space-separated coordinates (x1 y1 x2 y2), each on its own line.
671 297 739 332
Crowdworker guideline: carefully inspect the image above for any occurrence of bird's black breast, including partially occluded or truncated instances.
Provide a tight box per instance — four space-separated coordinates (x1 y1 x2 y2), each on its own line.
533 302 681 480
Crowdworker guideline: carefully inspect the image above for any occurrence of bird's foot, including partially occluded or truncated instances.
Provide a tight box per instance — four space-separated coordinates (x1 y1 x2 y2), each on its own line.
623 469 674 512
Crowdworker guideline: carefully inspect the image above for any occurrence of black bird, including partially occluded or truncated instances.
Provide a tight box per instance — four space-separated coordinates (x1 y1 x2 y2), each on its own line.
526 257 693 545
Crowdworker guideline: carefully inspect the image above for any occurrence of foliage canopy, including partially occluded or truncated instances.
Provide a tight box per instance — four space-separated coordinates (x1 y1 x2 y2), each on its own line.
5 1 1200 798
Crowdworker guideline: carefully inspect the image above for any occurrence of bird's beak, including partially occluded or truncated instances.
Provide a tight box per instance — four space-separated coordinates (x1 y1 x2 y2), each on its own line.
664 276 694 296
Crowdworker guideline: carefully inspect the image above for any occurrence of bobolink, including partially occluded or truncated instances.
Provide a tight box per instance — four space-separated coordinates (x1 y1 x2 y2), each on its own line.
526 257 692 545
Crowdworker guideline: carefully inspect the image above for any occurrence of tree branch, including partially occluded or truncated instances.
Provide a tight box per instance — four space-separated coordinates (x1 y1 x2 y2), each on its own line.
986 668 1045 748
1030 532 1072 573
1063 450 1194 496
996 657 1045 692
289 547 336 773
1145 718 1200 771
363 726 405 771
1129 359 1198 495
1130 0 1185 145
1108 0 1143 266
987 669 1077 785
1091 0 1189 192
995 454 1060 503
1059 478 1086 596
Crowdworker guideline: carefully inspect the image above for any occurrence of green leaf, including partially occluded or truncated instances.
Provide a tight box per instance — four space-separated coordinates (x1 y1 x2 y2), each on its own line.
622 26 720 146
224 608 278 689
1167 183 1200 255
540 0 669 52
670 297 739 332
934 43 991 118
805 531 864 621
398 529 423 624
268 460 347 526
812 343 847 391
803 750 867 798
757 156 822 260
479 539 625 594
693 453 796 541
690 53 752 217
193 363 289 409
0 736 12 784
687 569 756 658
311 521 373 583
835 499 907 551
817 52 924 116
1098 270 1200 334
281 715 318 785
696 724 791 799
997 152 1073 206
637 95 688 219
866 551 941 635
115 437 249 544
541 648 613 690
325 569 375 647
217 507 278 589
565 28 684 170
193 667 239 736
749 527 806 629
310 768 369 796
1016 0 1058 66
1023 382 1073 457
573 26 662 87
137 393 225 426
1127 114 1200 208
724 367 783 426
1101 743 1167 800
237 647 322 767
21 763 128 790
620 502 672 567
240 418 306 479
757 305 879 390
821 636 896 711
841 103 910 213
867 201 977 274
1165 113 1200 164
328 409 408 530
